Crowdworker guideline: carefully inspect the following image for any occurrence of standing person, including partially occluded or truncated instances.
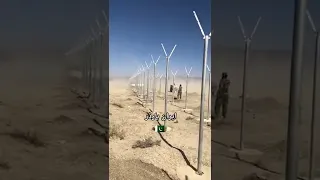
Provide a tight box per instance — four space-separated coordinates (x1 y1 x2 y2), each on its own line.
214 72 231 120
212 82 218 98
178 84 182 99
172 83 177 98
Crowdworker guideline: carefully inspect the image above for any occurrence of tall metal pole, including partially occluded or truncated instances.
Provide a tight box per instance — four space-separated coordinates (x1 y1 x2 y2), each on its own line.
143 65 146 99
140 67 144 98
193 11 211 175
240 40 250 150
101 10 108 103
185 75 189 109
285 0 308 179
85 38 90 90
206 65 211 121
237 16 261 150
96 19 104 106
151 55 160 112
306 10 319 180
161 44 177 128
197 35 209 175
308 32 319 180
171 70 178 103
159 74 163 95
145 61 152 104
138 70 141 96
84 41 89 89
165 55 169 127
67 43 89 90
82 44 86 88
150 74 153 98
88 37 93 98
136 71 140 94
90 27 98 104
184 66 192 109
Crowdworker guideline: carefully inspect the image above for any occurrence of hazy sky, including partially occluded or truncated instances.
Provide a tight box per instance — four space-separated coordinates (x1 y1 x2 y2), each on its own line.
211 0 320 51
110 0 320 77
109 0 211 77
210 0 320 103
1 0 319 76
0 0 108 53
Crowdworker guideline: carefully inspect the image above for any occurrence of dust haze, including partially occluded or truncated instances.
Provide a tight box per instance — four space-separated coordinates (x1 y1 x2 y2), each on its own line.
0 1 109 179
0 53 67 99
212 45 320 115
211 44 320 178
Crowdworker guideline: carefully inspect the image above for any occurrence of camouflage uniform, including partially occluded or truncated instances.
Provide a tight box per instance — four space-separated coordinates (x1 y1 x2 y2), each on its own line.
214 74 230 119
212 82 218 98
178 85 182 99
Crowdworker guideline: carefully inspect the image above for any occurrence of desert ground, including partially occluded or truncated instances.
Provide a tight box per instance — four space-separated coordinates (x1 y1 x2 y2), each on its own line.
209 49 320 180
0 59 108 180
110 71 320 180
109 77 211 180
1 58 320 180
211 95 320 180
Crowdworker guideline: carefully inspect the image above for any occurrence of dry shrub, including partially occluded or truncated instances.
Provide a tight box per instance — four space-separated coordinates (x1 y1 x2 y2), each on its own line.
185 116 194 120
132 137 161 149
53 115 74 123
109 124 125 140
8 130 45 147
0 160 10 170
111 102 124 108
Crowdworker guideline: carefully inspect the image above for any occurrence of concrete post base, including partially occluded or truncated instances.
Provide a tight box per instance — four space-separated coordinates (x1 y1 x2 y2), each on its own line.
176 165 211 180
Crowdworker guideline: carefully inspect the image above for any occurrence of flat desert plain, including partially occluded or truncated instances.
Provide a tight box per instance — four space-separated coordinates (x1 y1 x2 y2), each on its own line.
2 59 320 180
110 74 320 180
0 60 108 180
109 77 211 180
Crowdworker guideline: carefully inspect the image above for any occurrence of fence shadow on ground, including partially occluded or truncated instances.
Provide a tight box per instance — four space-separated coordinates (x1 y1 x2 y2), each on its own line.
156 121 197 172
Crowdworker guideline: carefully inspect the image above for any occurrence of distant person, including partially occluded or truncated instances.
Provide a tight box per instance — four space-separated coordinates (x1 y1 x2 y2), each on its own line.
173 83 177 98
214 72 231 120
178 84 182 99
170 84 173 92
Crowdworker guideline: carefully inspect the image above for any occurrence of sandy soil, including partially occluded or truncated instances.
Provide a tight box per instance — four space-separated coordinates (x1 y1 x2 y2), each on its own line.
109 76 320 180
109 78 211 180
2 57 318 180
211 94 320 179
0 60 107 180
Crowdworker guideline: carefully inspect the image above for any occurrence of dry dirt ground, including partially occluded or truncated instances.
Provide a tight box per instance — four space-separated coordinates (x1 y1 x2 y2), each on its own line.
110 77 320 180
211 94 320 179
0 62 108 180
109 78 211 180
2 59 318 180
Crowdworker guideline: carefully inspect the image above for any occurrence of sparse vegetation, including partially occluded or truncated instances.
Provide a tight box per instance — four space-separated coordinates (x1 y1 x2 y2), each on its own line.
132 137 161 149
135 101 145 107
0 160 10 170
7 130 45 147
185 116 194 120
111 102 124 108
53 115 74 123
109 124 125 140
